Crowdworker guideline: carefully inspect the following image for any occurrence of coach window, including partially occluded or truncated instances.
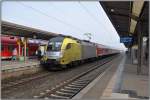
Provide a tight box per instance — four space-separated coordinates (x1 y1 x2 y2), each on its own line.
1 45 4 51
8 45 15 52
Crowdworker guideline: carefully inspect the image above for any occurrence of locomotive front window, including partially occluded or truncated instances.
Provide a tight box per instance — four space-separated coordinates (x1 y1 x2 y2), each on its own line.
47 37 64 51
47 42 62 51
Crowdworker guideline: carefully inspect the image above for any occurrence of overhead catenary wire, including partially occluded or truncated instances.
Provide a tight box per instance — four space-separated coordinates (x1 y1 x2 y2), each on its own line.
78 1 114 43
18 2 117 47
95 3 124 48
48 3 88 36
78 2 101 26
16 15 58 35
50 3 96 40
18 2 85 33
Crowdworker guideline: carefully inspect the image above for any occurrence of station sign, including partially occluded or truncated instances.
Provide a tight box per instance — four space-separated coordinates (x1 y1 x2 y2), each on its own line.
120 36 133 43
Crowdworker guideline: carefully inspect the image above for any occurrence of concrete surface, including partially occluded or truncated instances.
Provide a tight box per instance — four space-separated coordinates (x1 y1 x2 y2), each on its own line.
1 59 41 80
73 53 149 100
2 59 39 70
120 55 149 99
73 54 124 99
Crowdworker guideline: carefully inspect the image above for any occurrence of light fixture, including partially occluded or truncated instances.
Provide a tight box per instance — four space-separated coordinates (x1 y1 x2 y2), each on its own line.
111 9 114 12
143 37 148 42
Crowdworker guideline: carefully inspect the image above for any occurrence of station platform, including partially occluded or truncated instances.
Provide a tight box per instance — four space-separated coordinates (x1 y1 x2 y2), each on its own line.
73 53 149 100
1 59 41 80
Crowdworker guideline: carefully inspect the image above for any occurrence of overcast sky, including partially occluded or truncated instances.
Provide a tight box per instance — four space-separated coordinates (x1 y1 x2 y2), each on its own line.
2 1 126 50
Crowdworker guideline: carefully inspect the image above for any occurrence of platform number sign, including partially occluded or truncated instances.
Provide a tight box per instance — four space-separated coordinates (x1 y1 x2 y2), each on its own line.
120 37 133 43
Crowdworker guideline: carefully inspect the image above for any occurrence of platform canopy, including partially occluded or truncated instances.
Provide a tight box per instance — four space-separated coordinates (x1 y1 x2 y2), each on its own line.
100 1 149 47
1 21 62 40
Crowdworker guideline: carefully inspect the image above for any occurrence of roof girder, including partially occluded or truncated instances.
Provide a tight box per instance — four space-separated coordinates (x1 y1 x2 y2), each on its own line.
129 1 144 34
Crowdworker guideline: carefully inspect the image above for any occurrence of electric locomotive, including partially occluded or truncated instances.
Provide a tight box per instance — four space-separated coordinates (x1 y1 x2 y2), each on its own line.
41 36 81 69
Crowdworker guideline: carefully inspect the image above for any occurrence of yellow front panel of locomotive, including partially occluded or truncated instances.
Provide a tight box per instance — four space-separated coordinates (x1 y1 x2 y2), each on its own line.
60 38 81 65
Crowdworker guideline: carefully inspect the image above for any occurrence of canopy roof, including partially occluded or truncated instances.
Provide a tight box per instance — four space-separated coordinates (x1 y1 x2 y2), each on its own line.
100 1 149 47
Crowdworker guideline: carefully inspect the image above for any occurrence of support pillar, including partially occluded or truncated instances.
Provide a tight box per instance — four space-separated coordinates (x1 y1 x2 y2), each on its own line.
18 42 20 57
24 38 27 62
17 38 21 60
137 21 143 75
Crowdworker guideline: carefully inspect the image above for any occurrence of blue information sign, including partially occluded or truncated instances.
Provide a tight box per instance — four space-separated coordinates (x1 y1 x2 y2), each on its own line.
120 37 133 43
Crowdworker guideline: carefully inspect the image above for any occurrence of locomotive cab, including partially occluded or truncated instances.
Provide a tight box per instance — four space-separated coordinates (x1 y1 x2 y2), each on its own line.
44 36 64 65
41 36 81 69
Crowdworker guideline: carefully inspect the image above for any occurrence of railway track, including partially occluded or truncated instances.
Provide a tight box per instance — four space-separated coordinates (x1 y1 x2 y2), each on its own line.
2 71 52 90
2 57 104 90
33 56 115 99
1 58 103 90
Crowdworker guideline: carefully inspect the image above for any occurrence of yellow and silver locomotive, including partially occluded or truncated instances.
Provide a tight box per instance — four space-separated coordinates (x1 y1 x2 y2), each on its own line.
41 36 81 69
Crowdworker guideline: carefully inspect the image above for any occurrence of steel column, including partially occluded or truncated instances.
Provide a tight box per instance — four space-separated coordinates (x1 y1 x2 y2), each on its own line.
137 21 143 75
24 38 27 62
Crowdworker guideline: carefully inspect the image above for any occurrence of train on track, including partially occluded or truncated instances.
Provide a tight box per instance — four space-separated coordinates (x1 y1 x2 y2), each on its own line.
1 35 46 59
40 36 119 70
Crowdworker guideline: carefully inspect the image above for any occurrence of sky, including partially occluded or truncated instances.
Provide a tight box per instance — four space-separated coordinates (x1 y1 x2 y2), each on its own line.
2 1 126 50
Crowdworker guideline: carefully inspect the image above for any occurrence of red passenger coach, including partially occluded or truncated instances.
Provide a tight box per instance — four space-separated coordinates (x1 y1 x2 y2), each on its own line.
96 44 107 56
96 47 103 56
1 35 39 59
1 36 18 59
96 43 118 57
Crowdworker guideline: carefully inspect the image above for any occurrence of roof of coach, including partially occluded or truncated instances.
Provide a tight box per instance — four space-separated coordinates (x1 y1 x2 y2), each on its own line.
1 35 18 43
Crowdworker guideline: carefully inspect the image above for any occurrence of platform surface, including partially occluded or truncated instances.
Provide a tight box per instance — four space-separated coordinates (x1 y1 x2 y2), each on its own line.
73 53 149 100
120 54 149 99
1 59 40 71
